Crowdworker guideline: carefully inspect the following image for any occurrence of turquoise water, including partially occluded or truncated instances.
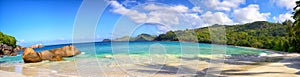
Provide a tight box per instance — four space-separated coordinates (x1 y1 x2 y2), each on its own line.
0 42 268 63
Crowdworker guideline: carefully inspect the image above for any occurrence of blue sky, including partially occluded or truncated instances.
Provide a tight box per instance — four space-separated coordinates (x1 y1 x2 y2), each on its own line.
0 0 295 47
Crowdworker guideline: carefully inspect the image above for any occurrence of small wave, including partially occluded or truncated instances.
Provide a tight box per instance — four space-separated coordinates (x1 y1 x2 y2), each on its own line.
80 52 86 55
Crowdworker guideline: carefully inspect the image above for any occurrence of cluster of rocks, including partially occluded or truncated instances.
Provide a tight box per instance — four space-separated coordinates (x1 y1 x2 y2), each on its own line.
29 44 43 48
0 44 23 57
22 45 81 63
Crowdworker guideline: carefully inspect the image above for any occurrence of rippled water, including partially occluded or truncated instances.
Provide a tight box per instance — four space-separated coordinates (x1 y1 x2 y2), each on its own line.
0 42 270 76
0 41 268 63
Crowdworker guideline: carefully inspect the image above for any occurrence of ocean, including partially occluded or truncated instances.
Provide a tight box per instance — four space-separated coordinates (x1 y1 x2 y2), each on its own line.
0 41 269 76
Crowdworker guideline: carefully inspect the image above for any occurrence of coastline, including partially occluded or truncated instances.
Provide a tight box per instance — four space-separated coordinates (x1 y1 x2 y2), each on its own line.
0 52 299 76
0 42 299 76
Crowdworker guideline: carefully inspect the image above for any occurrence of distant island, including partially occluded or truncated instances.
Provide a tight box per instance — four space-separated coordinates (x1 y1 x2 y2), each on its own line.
111 33 156 42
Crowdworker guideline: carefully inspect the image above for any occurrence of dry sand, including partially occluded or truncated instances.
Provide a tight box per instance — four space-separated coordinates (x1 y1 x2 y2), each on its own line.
0 53 299 77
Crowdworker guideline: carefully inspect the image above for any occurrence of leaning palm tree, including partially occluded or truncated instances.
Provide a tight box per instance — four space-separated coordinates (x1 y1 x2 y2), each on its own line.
294 1 300 27
290 0 300 52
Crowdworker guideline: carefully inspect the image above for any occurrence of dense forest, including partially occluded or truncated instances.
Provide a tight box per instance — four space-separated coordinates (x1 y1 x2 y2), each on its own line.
0 32 17 47
154 21 293 52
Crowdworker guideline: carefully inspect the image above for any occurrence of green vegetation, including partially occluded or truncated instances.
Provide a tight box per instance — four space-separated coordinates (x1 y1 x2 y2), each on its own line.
154 21 295 52
135 33 156 41
153 1 300 53
288 1 300 52
154 31 178 41
0 32 17 47
110 1 300 52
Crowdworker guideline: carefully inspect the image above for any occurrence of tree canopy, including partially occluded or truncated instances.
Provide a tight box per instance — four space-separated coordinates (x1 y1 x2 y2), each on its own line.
288 0 300 52
0 32 17 47
154 21 294 52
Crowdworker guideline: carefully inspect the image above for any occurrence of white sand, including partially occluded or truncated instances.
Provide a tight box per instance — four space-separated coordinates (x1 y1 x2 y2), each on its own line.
0 53 299 77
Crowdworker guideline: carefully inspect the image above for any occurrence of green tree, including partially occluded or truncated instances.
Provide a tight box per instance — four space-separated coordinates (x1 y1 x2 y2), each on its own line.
288 1 300 52
0 32 17 47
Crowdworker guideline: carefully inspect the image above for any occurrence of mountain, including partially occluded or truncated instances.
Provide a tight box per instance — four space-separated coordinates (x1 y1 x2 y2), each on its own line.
113 33 156 41
114 36 135 41
109 21 295 52
102 39 112 42
134 33 156 41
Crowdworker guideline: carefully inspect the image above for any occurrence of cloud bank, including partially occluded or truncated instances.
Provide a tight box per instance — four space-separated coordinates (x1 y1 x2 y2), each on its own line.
108 0 288 32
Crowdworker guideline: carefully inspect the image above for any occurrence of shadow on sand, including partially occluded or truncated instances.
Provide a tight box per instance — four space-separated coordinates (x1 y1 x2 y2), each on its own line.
129 55 288 76
282 56 300 75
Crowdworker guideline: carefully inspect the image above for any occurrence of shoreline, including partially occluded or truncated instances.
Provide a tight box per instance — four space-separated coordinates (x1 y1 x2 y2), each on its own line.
0 42 299 76
0 52 299 76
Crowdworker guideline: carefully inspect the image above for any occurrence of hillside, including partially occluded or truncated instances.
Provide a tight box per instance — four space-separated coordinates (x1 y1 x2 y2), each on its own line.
154 21 291 52
114 33 156 41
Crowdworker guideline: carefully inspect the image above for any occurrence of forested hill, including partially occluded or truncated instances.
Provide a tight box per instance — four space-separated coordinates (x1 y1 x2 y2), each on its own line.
154 21 293 52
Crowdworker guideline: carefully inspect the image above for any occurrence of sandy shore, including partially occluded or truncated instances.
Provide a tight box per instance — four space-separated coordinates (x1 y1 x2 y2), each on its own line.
0 52 299 77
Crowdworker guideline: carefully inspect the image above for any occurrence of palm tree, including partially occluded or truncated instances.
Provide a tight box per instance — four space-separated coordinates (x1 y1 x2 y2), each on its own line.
290 0 300 52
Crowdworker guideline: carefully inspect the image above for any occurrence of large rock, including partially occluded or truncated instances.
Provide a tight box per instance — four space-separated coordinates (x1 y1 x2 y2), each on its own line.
49 45 81 57
49 55 63 61
13 45 23 52
3 50 11 55
0 44 22 57
10 52 17 56
61 45 81 57
22 48 42 63
22 45 81 63
38 50 63 61
38 50 55 60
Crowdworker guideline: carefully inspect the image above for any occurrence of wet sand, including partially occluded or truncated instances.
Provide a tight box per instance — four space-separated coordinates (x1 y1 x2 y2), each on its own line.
0 53 299 77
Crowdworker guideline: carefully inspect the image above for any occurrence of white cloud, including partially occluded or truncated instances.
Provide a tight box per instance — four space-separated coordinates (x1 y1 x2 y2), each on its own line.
272 0 296 10
18 39 25 43
109 1 130 15
189 0 245 11
201 11 233 26
109 1 205 32
191 7 202 13
109 1 275 32
143 4 189 13
232 4 270 24
121 0 139 7
273 12 293 22
109 1 148 23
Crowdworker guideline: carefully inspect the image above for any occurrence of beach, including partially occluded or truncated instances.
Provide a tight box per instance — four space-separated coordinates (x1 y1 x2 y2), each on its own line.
0 52 299 77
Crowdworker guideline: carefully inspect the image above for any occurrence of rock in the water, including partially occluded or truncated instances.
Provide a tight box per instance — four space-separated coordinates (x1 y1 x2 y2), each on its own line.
49 55 63 61
29 44 43 48
10 52 17 56
38 50 64 61
22 45 81 63
49 45 81 57
0 44 23 57
3 50 11 55
13 45 23 52
61 45 81 57
39 50 55 60
22 48 42 63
